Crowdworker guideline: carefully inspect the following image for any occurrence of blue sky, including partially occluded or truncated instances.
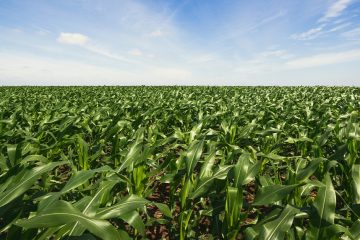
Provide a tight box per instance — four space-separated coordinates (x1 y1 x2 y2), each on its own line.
0 0 360 85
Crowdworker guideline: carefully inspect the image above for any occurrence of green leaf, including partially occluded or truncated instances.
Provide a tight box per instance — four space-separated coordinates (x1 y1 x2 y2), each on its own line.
352 164 360 204
258 152 285 161
184 139 204 178
296 158 322 182
7 144 18 166
225 186 242 237
61 166 113 193
321 224 352 239
245 208 283 238
96 195 149 219
120 210 145 235
198 150 216 179
82 180 118 216
38 166 113 211
40 196 96 239
0 154 8 171
253 184 298 206
180 178 193 209
190 165 233 199
116 129 144 173
0 161 65 207
244 227 258 240
154 203 172 218
76 135 89 170
16 200 121 240
234 152 260 187
256 128 282 136
308 173 336 239
21 155 49 164
68 180 118 236
62 170 96 193
259 175 274 187
350 219 360 240
259 204 300 240
189 122 203 143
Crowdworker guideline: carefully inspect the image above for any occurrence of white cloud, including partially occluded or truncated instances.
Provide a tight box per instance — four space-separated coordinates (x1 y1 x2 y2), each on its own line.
260 50 291 59
128 48 143 56
329 22 352 32
291 0 353 41
222 10 287 41
319 0 352 22
147 0 189 38
287 49 360 69
246 10 287 33
342 27 360 39
291 26 325 40
229 47 295 75
33 26 51 35
333 18 348 24
85 45 136 63
232 49 291 74
57 32 135 63
291 21 352 41
57 32 89 45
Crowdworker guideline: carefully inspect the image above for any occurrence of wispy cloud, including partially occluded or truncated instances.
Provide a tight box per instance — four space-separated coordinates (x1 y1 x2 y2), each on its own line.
246 10 287 33
291 0 353 41
85 45 136 63
329 22 352 32
57 32 89 45
223 10 287 41
57 32 135 63
319 0 352 22
342 27 360 39
33 25 51 35
260 50 292 59
150 0 190 38
291 26 325 40
235 48 360 74
232 48 292 74
287 49 360 69
290 22 351 40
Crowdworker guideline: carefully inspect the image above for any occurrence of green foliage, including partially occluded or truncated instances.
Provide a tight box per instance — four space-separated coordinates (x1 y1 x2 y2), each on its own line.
0 86 359 239
16 200 122 240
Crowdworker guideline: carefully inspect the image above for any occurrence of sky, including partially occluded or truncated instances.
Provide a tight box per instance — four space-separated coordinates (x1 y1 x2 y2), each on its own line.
0 0 360 86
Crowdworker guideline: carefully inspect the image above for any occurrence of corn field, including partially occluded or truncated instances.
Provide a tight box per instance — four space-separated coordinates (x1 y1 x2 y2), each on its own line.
0 86 359 240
